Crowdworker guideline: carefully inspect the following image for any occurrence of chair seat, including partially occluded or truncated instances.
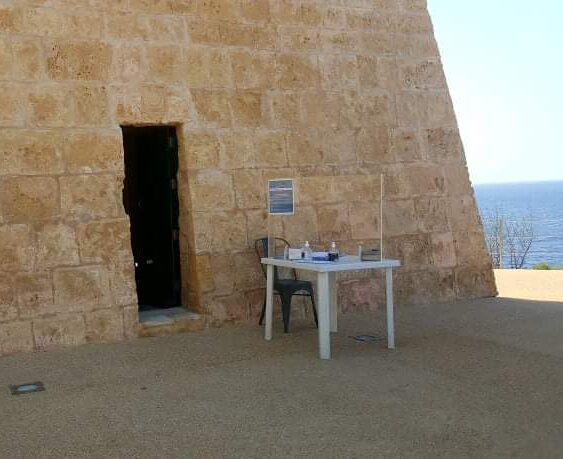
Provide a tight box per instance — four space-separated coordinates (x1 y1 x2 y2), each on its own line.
275 279 313 292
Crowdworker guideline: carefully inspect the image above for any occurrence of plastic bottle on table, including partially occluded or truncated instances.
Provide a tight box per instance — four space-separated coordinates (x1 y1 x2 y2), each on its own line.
302 241 312 260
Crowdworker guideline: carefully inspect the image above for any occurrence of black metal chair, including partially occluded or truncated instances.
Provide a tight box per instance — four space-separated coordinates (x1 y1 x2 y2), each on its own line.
255 237 318 333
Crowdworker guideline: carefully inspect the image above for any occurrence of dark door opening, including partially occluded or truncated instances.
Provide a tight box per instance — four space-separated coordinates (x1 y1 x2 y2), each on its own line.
121 126 182 311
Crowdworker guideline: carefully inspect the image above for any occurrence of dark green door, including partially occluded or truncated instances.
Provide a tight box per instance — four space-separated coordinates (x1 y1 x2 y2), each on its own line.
122 126 181 309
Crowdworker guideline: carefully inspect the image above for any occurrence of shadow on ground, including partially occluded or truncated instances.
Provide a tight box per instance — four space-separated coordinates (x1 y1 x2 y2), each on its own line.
1 297 563 457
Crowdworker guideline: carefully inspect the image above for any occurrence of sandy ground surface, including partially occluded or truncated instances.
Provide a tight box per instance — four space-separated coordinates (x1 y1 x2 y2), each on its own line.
495 269 563 301
2 296 563 458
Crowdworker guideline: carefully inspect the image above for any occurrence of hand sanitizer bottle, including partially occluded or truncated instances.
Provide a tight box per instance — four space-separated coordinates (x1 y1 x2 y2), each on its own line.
302 241 312 260
329 241 339 261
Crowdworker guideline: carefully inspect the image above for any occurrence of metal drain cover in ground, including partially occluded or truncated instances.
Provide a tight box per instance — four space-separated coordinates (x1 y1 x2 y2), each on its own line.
10 382 45 395
350 335 383 344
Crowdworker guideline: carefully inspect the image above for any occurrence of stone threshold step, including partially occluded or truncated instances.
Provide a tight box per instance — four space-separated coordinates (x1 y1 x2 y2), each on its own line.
139 307 207 338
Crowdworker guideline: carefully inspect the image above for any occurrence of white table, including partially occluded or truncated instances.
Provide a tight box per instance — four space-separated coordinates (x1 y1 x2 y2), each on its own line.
261 256 401 360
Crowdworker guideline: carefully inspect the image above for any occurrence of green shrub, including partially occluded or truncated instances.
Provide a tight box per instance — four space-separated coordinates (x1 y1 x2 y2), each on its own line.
532 262 551 270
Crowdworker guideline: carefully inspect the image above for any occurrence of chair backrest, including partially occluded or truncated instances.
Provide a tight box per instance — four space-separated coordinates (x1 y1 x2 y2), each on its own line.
254 237 292 280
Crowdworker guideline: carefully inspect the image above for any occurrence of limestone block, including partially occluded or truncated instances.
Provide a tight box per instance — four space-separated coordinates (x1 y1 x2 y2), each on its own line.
205 292 248 321
85 308 124 343
346 9 392 30
269 91 302 128
297 176 336 205
231 51 276 90
106 13 152 41
321 30 361 53
393 12 433 34
1 176 59 222
0 6 21 33
53 266 111 311
231 91 265 128
349 203 379 241
245 288 265 320
357 56 399 91
0 277 17 323
192 211 247 253
396 269 455 305
73 85 111 127
233 170 265 209
453 231 490 267
115 85 191 125
108 262 137 306
220 132 254 169
334 175 378 203
316 204 351 241
110 45 145 83
146 15 186 43
238 0 270 22
320 128 358 165
0 83 25 127
27 85 74 127
60 175 120 221
281 206 318 244
400 60 446 90
319 54 359 90
46 41 112 81
16 272 55 319
35 223 79 269
423 128 463 163
181 131 221 170
207 49 234 88
33 313 86 351
245 209 283 245
0 37 11 79
323 6 347 28
280 27 321 51
64 130 123 174
0 225 33 272
339 278 384 314
192 90 232 127
253 132 287 167
414 198 449 233
196 254 226 294
397 92 455 128
77 219 132 263
188 170 234 211
447 195 481 232
395 33 439 59
13 38 45 80
454 266 497 299
21 8 104 40
443 164 472 197
277 54 321 90
389 234 432 269
0 130 64 175
233 249 263 291
197 0 237 20
192 255 215 294
402 0 428 12
122 304 139 339
0 321 34 355
184 48 210 88
431 232 457 268
383 199 418 236
357 127 393 164
187 20 222 46
146 45 186 84
342 92 395 129
286 130 323 166
390 128 422 163
401 165 446 197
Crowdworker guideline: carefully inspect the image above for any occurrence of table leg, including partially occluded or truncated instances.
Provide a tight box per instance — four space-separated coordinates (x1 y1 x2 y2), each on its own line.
265 264 274 341
385 268 395 349
317 272 331 359
329 272 337 333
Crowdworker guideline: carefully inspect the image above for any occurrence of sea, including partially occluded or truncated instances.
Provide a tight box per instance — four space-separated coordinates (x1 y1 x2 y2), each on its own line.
474 181 563 268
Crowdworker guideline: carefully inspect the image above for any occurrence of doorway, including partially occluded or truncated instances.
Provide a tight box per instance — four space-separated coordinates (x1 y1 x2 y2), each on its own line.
121 126 182 311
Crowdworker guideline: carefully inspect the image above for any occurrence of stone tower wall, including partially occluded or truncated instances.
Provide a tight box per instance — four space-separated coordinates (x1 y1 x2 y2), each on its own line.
0 0 496 355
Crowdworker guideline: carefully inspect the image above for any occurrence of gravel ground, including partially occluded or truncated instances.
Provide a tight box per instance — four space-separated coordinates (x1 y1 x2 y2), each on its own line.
1 296 563 458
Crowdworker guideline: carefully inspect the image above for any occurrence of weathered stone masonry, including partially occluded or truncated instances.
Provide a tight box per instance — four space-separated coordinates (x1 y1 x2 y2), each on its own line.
0 0 496 355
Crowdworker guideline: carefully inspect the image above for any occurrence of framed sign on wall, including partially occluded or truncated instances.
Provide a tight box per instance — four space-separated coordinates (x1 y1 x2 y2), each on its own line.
268 179 295 215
